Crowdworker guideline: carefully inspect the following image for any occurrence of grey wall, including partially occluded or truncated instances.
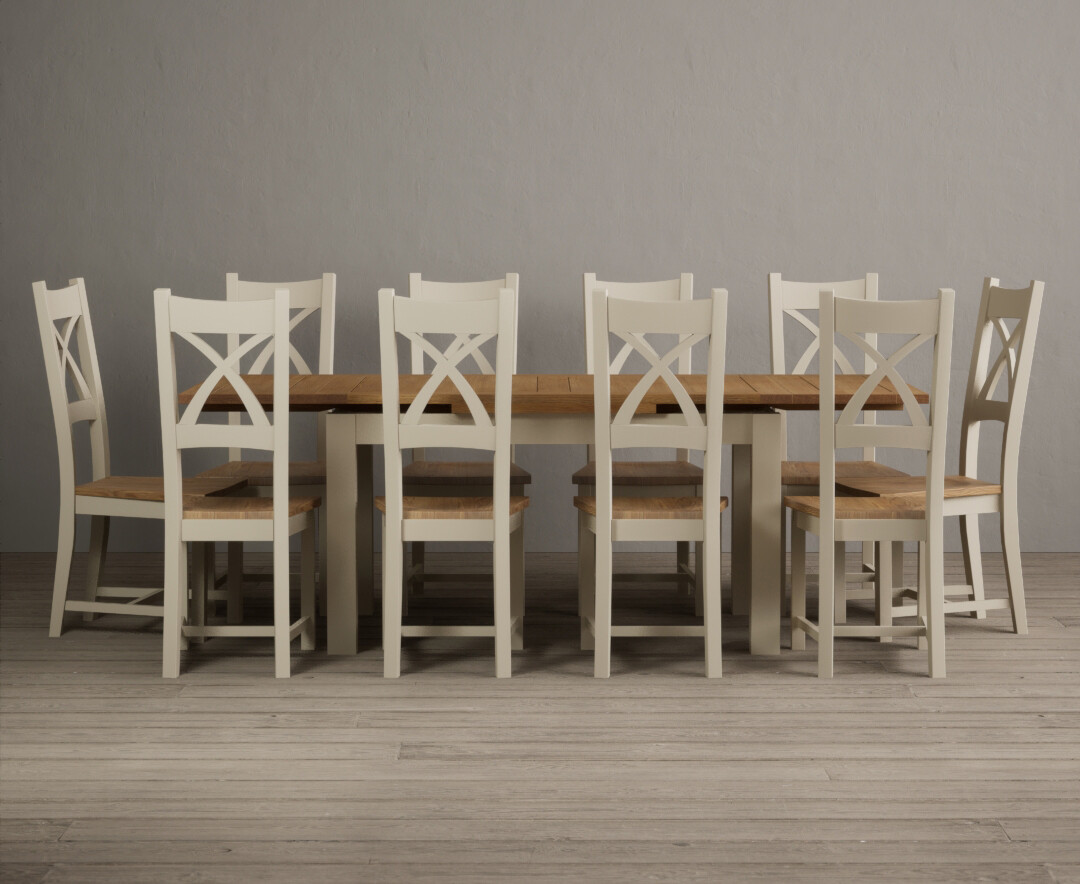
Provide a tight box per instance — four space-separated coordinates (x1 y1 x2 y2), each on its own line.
2 0 1078 553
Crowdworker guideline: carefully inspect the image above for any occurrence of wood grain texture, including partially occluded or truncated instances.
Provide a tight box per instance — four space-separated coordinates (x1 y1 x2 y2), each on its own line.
573 496 728 519
572 461 704 486
373 496 530 518
783 495 927 520
837 475 1004 499
401 461 532 486
196 460 327 486
182 495 321 520
2 550 1076 883
180 373 928 414
781 460 909 486
72 476 247 502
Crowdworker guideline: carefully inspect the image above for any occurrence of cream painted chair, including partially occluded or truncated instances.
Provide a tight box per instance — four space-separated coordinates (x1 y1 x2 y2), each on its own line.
769 273 906 623
376 287 526 678
574 274 705 611
33 278 244 637
838 278 1044 634
155 289 317 678
786 289 955 677
401 274 530 595
198 273 335 621
575 287 729 678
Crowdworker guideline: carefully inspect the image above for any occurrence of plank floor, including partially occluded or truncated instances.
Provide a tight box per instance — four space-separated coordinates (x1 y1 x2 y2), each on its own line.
1 550 1078 883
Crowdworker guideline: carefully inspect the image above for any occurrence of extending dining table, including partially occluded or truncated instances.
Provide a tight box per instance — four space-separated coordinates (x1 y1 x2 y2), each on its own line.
190 372 922 658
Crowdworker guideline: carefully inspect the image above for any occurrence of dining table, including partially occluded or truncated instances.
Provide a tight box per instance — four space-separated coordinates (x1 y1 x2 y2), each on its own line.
189 372 924 658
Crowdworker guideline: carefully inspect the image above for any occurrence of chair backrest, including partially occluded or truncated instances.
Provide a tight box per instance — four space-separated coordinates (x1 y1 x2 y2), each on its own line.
959 278 1044 486
769 273 879 374
33 278 111 493
583 274 693 374
225 273 336 462
817 289 955 542
155 289 291 524
408 273 519 374
769 273 879 464
590 288 728 529
584 274 694 463
379 287 516 526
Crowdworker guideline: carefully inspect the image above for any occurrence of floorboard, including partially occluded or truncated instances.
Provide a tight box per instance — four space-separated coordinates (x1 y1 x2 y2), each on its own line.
1 550 1078 883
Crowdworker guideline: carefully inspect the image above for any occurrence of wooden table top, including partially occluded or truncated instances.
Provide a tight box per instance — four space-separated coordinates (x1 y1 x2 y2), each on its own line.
183 373 926 414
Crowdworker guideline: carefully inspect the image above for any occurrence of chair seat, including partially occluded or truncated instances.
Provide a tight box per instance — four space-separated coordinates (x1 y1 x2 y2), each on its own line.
572 460 704 486
784 495 926 520
75 475 247 502
573 495 728 519
375 495 530 519
197 460 326 486
184 495 322 520
781 460 908 486
836 475 1003 499
402 460 532 485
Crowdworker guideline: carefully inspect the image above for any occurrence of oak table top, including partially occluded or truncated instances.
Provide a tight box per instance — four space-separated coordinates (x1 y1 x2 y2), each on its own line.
182 373 927 413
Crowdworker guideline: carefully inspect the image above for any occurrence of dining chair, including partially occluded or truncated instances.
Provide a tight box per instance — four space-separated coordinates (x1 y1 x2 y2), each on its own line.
376 287 526 678
574 274 705 612
155 288 317 678
197 273 335 622
401 274 530 599
786 288 955 677
837 278 1044 635
33 278 245 637
769 273 907 623
576 287 728 678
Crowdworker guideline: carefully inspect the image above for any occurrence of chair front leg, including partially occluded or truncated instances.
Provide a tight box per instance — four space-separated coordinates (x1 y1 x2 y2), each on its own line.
703 520 723 678
833 542 847 625
577 511 595 651
790 524 806 651
493 529 512 679
273 531 292 678
959 512 986 619
382 516 403 678
83 515 110 622
594 528 613 679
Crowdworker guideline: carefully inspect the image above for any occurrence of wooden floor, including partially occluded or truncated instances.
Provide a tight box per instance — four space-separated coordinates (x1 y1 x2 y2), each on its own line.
1 550 1078 883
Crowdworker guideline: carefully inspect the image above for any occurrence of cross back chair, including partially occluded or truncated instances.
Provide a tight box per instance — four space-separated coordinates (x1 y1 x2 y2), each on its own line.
196 273 335 620
839 278 1044 634
768 273 907 620
400 274 530 594
155 289 317 678
377 288 527 678
575 288 729 678
786 289 955 678
574 274 705 608
33 278 244 637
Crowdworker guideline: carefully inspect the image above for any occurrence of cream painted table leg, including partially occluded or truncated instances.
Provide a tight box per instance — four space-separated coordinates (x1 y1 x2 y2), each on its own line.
749 411 783 656
326 412 359 655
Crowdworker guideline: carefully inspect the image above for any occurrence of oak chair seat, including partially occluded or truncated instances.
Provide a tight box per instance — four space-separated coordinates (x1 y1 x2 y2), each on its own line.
183 494 322 520
836 474 1002 499
784 494 927 520
198 460 326 486
74 475 247 502
573 460 704 486
781 459 908 486
403 460 532 485
375 495 530 519
574 496 728 520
